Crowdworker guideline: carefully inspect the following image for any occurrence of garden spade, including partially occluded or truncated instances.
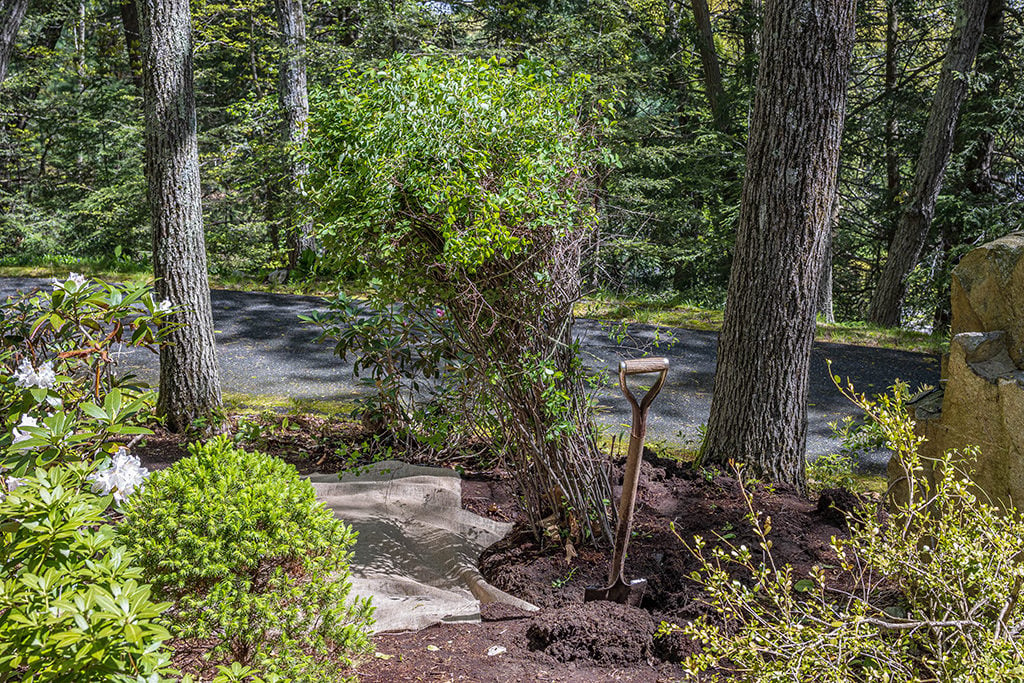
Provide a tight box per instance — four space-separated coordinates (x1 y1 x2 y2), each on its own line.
585 357 669 607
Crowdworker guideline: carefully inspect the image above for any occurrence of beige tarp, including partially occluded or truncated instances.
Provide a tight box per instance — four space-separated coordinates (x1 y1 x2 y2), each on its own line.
309 461 537 633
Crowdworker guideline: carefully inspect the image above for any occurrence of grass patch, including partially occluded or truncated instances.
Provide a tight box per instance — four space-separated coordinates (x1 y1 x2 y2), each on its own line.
221 391 357 417
577 294 946 355
0 261 343 298
851 472 888 496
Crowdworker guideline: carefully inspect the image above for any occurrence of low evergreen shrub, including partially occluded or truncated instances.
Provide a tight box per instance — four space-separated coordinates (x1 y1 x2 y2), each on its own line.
119 436 374 681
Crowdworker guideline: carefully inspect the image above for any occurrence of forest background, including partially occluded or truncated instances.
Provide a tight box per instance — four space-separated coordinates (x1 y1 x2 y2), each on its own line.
1 0 1021 333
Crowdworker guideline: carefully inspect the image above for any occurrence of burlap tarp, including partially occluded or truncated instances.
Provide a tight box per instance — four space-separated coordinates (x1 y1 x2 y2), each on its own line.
309 461 537 633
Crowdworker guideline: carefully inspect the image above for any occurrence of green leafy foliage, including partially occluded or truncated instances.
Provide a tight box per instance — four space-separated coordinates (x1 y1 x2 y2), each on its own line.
670 380 1024 681
308 53 614 286
806 450 857 493
1 275 173 474
307 54 616 542
119 437 374 681
0 275 176 680
0 462 173 681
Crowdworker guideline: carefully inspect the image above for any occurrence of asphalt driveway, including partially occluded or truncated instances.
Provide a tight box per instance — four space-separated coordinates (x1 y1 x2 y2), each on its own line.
1 277 940 465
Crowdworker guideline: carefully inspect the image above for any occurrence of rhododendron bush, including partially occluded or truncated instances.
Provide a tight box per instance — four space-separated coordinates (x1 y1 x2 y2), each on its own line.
1 275 176 679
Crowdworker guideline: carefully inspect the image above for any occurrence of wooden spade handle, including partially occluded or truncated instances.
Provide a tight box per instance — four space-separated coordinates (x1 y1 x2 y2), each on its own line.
620 357 670 375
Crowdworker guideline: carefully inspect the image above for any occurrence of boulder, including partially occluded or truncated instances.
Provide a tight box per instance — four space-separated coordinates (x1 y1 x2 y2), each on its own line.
892 233 1024 511
936 332 1024 508
951 231 1024 366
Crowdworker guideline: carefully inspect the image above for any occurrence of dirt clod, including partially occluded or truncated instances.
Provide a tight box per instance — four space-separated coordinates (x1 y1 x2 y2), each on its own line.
526 602 656 664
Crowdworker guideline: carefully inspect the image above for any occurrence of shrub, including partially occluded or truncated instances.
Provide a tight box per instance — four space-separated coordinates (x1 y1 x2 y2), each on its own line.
805 450 856 493
667 379 1024 682
0 462 173 681
1 275 173 681
307 54 618 542
119 437 374 681
2 273 173 475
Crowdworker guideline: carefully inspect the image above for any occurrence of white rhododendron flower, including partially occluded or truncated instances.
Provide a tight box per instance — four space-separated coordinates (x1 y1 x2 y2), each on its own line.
11 415 38 443
13 359 57 389
1 476 24 502
51 272 87 291
89 447 150 504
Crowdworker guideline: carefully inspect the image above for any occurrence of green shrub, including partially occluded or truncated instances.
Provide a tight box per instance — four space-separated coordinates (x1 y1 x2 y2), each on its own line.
0 462 173 681
806 450 856 493
2 273 173 475
667 379 1024 682
307 53 618 543
119 437 374 681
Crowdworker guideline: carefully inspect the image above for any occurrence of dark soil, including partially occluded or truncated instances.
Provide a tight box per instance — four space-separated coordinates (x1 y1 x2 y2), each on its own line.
358 448 858 682
133 418 859 682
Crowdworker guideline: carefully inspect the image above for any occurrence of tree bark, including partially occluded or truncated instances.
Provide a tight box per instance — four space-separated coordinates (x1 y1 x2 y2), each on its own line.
883 0 900 221
868 0 988 327
275 0 315 269
139 0 222 432
701 0 856 491
817 231 835 324
0 0 28 86
689 0 728 132
120 0 142 89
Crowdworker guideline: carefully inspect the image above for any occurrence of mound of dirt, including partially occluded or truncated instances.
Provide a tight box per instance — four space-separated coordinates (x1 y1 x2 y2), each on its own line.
526 602 656 664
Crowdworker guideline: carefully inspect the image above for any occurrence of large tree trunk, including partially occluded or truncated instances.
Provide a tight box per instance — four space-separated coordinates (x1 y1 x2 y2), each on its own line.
275 0 315 269
868 0 988 327
139 0 222 432
701 0 856 491
0 0 28 86
689 0 728 132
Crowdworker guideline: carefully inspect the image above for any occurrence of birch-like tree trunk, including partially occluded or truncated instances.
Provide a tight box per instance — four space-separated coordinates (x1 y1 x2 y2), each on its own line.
701 0 856 491
868 0 988 327
275 0 315 269
139 0 223 431
0 0 28 86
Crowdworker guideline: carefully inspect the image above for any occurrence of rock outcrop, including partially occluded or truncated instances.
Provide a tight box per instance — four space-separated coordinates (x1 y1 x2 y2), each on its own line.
891 232 1024 510
951 232 1024 365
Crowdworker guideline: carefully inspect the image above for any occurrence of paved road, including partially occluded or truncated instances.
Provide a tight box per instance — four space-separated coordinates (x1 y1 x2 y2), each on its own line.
1 277 940 466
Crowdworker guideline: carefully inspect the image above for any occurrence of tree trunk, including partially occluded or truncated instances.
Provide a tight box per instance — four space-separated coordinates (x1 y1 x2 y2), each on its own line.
817 232 835 325
139 0 222 432
701 0 856 492
0 0 28 86
963 0 1003 195
275 0 315 269
868 0 988 327
120 0 142 89
689 0 728 132
883 0 900 221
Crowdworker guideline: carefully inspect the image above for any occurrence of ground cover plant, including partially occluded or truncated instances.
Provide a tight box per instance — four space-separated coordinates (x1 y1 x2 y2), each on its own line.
306 54 619 543
120 436 375 682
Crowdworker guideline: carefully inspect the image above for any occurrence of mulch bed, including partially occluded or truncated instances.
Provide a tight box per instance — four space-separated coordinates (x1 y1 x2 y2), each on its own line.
135 415 856 682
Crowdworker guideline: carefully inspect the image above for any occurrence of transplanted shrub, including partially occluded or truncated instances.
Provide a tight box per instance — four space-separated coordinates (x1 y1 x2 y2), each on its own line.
119 436 374 681
667 379 1024 682
307 54 618 543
